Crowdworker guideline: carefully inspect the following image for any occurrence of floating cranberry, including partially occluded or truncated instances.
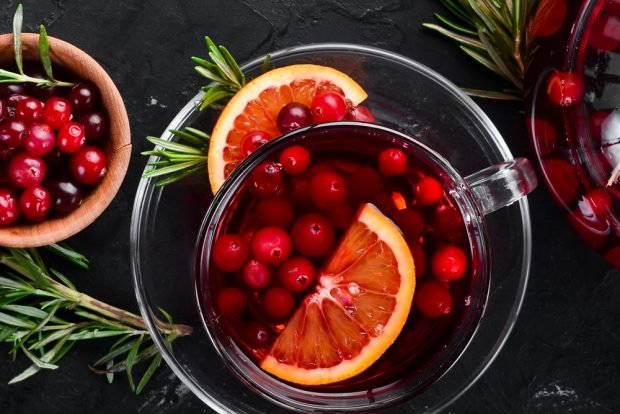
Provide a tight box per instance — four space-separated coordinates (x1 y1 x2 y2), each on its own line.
415 176 443 206
68 83 99 113
9 153 46 188
409 241 427 276
248 161 284 197
431 245 467 282
242 259 271 290
15 97 43 124
277 102 312 133
70 146 107 185
255 196 294 228
345 105 375 122
378 148 407 176
279 145 311 175
240 130 270 158
19 185 51 223
42 97 72 130
243 321 272 348
415 280 453 318
74 110 107 142
431 204 464 238
279 256 316 293
263 287 294 319
0 188 19 226
394 208 425 240
0 120 28 148
25 123 56 155
348 166 383 202
216 287 247 318
57 122 86 153
311 91 347 123
287 176 311 207
47 178 83 215
543 158 580 205
251 226 292 266
291 213 336 257
546 72 583 107
310 170 348 210
212 234 249 272
530 118 559 155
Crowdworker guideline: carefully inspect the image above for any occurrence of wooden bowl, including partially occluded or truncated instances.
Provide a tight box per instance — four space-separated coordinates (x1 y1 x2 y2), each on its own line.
0 33 131 247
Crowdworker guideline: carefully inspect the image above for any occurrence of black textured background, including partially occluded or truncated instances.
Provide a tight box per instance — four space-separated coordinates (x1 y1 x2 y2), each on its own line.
0 1 619 413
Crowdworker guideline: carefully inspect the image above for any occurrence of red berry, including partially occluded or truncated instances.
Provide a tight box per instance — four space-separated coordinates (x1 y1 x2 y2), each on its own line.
70 146 107 185
57 122 86 153
345 105 376 122
42 97 72 130
255 196 294 228
415 176 443 206
394 208 425 240
0 120 28 148
19 184 51 223
279 145 311 175
242 259 271 289
546 72 584 107
583 188 612 217
543 158 580 205
212 234 249 272
263 287 294 319
9 152 46 188
378 148 407 176
74 111 107 142
589 14 620 52
277 102 312 133
327 203 354 230
0 188 19 226
68 83 99 112
279 256 316 292
415 280 452 318
243 321 272 348
291 213 335 257
288 177 311 207
47 178 83 215
530 118 558 156
348 166 383 202
0 99 9 123
216 287 247 318
248 161 284 197
409 241 427 276
431 245 467 281
240 130 270 158
311 92 347 123
310 170 348 210
431 204 464 239
25 123 56 155
251 227 292 266
15 97 43 124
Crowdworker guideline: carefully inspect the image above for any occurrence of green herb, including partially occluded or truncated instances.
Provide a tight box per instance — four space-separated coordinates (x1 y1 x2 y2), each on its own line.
0 245 192 394
423 0 537 100
0 4 74 88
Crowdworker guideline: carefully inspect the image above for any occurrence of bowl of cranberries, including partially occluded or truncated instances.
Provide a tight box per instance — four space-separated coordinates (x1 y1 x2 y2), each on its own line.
0 33 131 247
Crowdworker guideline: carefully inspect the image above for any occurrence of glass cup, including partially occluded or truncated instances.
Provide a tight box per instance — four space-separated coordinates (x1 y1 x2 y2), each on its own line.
195 121 537 412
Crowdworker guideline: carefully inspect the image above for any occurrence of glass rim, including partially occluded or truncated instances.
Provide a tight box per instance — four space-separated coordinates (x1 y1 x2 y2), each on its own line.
130 42 533 413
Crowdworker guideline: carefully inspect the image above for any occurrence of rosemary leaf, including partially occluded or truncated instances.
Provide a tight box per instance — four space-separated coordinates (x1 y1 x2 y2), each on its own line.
459 45 503 76
125 334 144 392
106 360 114 384
38 25 53 80
49 269 76 291
423 23 485 50
145 136 205 155
13 3 24 75
219 46 246 86
143 160 205 178
1 304 50 320
153 163 206 187
434 13 478 36
136 354 162 395
92 340 136 367
44 243 90 269
0 311 36 328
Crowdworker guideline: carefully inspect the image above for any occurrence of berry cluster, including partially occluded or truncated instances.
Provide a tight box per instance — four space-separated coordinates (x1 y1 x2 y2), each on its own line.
0 81 109 226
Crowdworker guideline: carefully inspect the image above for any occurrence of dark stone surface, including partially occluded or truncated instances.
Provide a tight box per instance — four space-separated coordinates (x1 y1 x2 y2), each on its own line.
0 0 618 413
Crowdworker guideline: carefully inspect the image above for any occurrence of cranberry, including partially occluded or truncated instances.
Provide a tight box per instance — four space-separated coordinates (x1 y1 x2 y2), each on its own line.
212 234 249 272
310 170 348 210
251 226 292 266
19 184 51 223
394 208 425 240
25 123 56 155
0 83 26 98
15 97 43 124
279 145 311 175
6 94 28 107
243 321 272 348
378 148 407 176
431 204 464 239
0 120 28 148
74 111 107 142
311 92 347 123
531 118 559 155
240 130 270 158
57 122 86 153
216 287 247 318
543 158 579 205
291 213 336 257
546 72 583 107
0 188 19 226
327 203 354 230
279 256 316 292
42 97 72 130
0 99 8 122
348 166 383 202
46 178 84 215
583 188 612 217
277 102 312 133
431 245 467 281
248 161 284 197
288 177 311 207
415 176 443 206
242 259 271 289
345 105 376 122
415 280 452 318
68 83 99 113
0 146 18 161
409 241 427 276
9 153 46 188
263 287 294 319
70 146 107 185
255 196 294 228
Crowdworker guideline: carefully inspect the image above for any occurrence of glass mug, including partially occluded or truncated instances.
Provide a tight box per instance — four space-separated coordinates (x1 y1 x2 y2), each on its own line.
194 121 537 412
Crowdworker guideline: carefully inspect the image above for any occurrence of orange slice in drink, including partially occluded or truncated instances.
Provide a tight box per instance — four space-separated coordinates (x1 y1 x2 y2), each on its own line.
207 64 367 193
260 203 415 385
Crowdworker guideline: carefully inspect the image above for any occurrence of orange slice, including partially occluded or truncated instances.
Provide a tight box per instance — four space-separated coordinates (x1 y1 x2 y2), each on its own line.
207 64 368 193
260 203 415 385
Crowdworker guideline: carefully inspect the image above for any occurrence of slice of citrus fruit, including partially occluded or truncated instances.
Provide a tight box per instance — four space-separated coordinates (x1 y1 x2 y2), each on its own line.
260 203 415 385
208 64 368 193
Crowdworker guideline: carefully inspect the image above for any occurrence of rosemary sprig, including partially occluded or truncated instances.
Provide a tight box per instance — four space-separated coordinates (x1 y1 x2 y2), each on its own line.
1 4 75 88
423 0 537 100
0 244 192 394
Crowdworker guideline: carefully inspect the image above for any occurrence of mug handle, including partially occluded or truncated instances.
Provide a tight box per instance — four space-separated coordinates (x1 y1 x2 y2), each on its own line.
464 158 538 215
